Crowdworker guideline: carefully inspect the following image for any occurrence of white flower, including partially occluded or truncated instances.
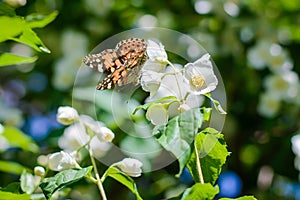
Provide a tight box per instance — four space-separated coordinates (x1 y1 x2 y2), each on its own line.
146 39 168 64
89 136 111 159
257 92 281 118
95 127 115 142
115 158 143 177
56 106 79 125
292 135 300 157
58 123 90 152
80 115 105 135
184 53 218 95
34 166 45 177
146 103 169 125
48 151 80 171
140 70 164 97
247 40 270 70
264 71 299 101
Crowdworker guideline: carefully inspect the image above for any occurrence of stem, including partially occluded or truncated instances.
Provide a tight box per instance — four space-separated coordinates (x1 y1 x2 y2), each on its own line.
194 141 204 184
89 148 107 200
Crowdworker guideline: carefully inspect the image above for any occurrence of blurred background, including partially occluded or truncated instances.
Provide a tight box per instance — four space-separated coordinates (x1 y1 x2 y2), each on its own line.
1 0 300 199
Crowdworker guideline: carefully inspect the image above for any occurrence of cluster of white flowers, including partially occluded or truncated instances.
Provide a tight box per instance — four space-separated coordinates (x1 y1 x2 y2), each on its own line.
36 106 143 177
247 40 300 117
139 39 218 125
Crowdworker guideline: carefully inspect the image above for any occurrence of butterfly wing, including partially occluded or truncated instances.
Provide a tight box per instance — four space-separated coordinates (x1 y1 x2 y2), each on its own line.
114 38 147 86
84 38 147 90
82 49 118 74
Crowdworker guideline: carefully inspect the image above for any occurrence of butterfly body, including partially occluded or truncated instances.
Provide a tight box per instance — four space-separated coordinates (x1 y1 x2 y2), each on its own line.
83 38 147 90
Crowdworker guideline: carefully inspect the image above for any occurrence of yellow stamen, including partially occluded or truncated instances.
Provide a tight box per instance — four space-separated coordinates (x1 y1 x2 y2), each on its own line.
191 75 204 89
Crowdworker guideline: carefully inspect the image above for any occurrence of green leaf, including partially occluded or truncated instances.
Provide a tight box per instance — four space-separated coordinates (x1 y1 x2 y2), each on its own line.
181 183 219 200
103 167 143 200
0 160 30 175
0 191 30 200
153 108 203 176
25 11 58 28
0 182 21 193
0 52 37 67
132 96 178 115
187 128 230 184
10 27 50 53
20 171 35 194
2 125 39 153
39 167 92 200
204 94 227 114
0 2 16 16
0 16 25 42
220 196 257 200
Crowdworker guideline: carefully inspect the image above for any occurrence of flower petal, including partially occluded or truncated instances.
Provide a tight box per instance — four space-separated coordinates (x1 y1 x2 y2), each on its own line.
184 53 218 95
115 158 143 177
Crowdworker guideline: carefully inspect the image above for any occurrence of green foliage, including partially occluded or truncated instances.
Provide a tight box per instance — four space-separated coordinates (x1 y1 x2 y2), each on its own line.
220 196 257 200
153 108 203 176
102 167 143 200
180 183 219 200
0 161 30 175
0 52 37 66
187 128 230 184
0 7 57 66
39 167 92 199
0 191 30 200
2 125 39 153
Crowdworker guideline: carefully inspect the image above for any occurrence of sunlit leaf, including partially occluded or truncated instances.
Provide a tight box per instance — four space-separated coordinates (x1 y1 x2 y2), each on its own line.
153 108 203 176
0 16 25 42
220 196 258 200
0 160 30 175
181 183 219 200
0 191 30 200
39 167 92 200
25 11 58 28
187 128 230 184
10 27 50 53
102 167 143 200
2 125 39 153
0 52 37 67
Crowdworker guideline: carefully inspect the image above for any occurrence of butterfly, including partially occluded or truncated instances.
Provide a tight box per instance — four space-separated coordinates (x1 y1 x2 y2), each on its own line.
83 38 147 90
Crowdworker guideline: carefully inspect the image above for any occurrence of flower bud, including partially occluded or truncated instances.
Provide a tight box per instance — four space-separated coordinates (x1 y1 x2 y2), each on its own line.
115 158 143 177
56 106 79 125
34 166 45 177
95 127 115 142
